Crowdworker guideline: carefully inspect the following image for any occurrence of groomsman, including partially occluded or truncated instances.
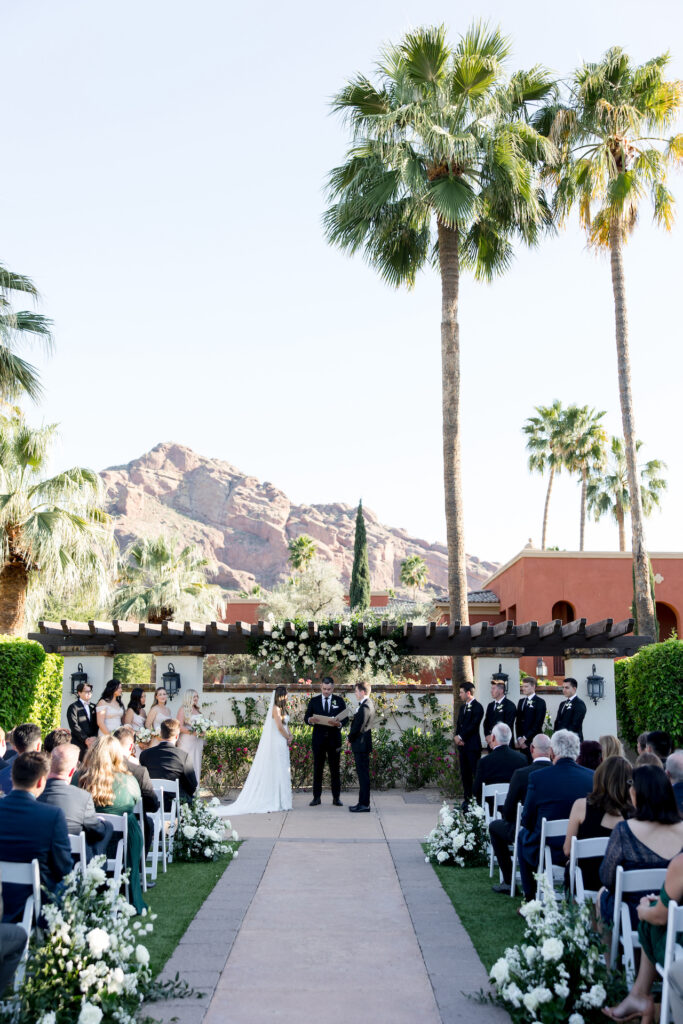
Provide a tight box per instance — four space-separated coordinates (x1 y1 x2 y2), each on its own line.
454 682 483 806
554 678 587 740
348 682 374 813
483 680 516 748
514 678 546 760
66 682 98 760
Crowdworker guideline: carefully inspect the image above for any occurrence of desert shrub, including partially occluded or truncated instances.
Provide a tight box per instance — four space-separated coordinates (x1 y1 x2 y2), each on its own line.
0 636 63 735
368 728 402 790
618 638 683 745
434 749 462 799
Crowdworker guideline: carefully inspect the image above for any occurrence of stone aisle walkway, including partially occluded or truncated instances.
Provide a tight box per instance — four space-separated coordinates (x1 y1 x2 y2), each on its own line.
149 792 509 1023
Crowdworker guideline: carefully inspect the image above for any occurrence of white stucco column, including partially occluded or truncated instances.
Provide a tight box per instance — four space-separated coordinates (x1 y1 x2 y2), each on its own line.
562 657 616 741
60 651 114 727
152 652 205 716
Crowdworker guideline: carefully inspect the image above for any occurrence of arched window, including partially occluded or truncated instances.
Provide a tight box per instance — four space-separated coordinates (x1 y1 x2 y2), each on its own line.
656 602 678 641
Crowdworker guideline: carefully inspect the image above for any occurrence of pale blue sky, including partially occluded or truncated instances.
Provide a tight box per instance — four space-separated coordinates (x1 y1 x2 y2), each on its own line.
2 0 682 567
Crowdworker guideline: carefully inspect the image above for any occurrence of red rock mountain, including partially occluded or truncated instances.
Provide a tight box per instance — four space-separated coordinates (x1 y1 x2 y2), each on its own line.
102 443 497 595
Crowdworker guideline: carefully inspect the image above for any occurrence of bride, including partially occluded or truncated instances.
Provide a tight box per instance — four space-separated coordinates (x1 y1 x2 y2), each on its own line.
217 686 293 816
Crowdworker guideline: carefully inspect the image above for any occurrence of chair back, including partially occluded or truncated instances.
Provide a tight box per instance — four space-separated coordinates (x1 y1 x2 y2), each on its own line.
69 831 88 876
99 813 129 868
610 865 669 968
0 858 41 927
658 898 683 1024
537 817 569 900
569 835 610 901
510 801 522 899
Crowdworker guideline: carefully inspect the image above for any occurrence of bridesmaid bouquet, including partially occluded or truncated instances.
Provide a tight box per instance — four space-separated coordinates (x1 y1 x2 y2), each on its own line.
135 727 155 748
188 714 213 737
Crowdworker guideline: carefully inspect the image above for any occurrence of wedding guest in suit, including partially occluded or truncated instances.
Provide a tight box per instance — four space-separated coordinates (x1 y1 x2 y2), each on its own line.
38 743 112 859
454 683 483 807
473 723 526 805
646 730 672 766
348 682 374 813
139 718 197 806
483 680 516 748
514 678 546 760
562 755 632 893
577 740 603 770
666 750 683 814
517 729 594 900
490 734 552 894
44 728 72 754
0 873 28 995
66 681 98 759
601 735 625 760
304 676 347 807
0 724 42 795
0 752 72 922
553 678 587 740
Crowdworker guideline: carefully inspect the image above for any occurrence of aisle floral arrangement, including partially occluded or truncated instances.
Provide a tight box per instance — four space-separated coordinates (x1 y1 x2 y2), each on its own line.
425 801 488 867
174 797 239 862
487 877 624 1022
0 858 189 1024
247 619 404 677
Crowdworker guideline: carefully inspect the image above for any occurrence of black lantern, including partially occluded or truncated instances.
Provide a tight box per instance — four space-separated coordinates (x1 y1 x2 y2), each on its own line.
536 657 548 679
586 664 605 705
491 663 509 693
70 662 88 695
161 662 181 699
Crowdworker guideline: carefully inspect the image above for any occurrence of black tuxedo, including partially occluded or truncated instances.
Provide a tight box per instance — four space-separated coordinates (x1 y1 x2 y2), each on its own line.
66 699 98 758
473 744 526 805
554 696 587 741
514 696 547 756
38 778 112 859
455 698 483 803
304 692 348 801
483 697 516 740
488 758 552 884
139 742 197 807
349 700 373 807
0 790 72 922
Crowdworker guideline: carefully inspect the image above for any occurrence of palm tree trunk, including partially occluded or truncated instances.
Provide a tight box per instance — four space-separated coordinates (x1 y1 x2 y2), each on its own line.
0 560 30 635
609 221 655 638
616 503 626 552
579 467 587 551
437 219 471 694
541 466 555 550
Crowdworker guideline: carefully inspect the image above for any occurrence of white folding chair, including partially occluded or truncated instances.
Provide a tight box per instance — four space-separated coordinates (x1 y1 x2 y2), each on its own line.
510 802 523 899
610 865 668 977
99 813 129 900
69 831 88 878
0 859 40 989
569 835 610 903
481 783 510 877
657 898 683 1023
153 779 181 868
537 817 569 900
133 800 148 893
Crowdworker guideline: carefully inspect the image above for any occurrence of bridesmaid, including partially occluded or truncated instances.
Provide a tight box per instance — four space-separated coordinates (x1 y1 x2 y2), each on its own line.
123 687 147 755
177 689 205 785
145 686 172 743
96 679 124 737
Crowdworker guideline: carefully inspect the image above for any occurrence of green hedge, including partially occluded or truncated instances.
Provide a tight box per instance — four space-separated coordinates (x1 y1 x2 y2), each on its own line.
615 638 683 747
113 653 152 689
0 636 63 736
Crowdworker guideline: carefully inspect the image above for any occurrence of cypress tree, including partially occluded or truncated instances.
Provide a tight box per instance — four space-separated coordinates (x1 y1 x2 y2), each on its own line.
349 500 371 612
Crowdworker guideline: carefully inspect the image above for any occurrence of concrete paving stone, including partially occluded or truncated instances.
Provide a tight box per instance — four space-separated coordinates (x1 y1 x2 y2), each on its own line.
169 948 230 972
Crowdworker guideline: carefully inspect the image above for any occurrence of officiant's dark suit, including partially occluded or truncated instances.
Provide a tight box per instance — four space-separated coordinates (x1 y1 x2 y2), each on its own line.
66 693 98 759
304 688 348 804
515 695 546 760
455 694 483 804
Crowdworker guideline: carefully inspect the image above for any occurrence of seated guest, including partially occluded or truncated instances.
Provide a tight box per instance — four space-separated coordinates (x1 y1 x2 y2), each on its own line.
0 752 72 922
78 736 145 914
637 732 649 757
667 750 683 815
490 733 552 894
577 740 603 770
603 851 683 1022
0 724 42 795
43 728 72 754
517 729 594 901
139 718 197 806
473 723 526 805
563 755 632 892
1 729 15 764
0 873 27 996
600 735 625 760
646 730 672 766
636 751 663 768
38 743 112 859
0 729 5 763
599 764 683 928
66 681 98 760
114 726 159 853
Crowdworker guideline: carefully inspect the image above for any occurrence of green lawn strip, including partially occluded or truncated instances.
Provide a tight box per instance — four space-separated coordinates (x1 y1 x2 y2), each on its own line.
142 845 241 976
425 852 525 970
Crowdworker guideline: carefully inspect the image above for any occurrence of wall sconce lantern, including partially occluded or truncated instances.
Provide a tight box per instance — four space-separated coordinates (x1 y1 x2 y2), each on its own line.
161 662 181 699
491 663 509 693
586 664 605 705
70 662 88 695
536 657 548 679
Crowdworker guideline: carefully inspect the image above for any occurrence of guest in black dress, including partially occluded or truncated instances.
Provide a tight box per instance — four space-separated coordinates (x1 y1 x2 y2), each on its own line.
563 755 632 892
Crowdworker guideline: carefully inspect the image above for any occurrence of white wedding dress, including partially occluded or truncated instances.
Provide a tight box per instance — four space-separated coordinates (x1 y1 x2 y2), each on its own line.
216 692 292 816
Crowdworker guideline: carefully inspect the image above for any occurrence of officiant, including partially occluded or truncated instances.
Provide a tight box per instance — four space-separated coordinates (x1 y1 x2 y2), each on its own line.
304 676 348 807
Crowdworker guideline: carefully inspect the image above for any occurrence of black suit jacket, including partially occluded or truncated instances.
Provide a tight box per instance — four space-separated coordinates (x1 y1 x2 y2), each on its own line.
473 744 527 804
125 758 160 814
139 742 197 802
66 699 99 756
348 701 373 754
521 758 594 855
515 696 547 745
455 699 484 750
501 758 552 824
554 697 587 741
483 698 516 739
38 777 106 841
304 693 347 751
0 790 72 922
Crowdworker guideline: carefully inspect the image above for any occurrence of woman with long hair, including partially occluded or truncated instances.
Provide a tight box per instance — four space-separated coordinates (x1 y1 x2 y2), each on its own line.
177 688 206 783
145 685 172 742
564 756 632 892
218 686 292 816
96 679 124 737
123 687 146 731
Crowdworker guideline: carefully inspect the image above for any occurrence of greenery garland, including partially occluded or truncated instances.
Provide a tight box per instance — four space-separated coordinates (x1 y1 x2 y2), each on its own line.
246 618 406 677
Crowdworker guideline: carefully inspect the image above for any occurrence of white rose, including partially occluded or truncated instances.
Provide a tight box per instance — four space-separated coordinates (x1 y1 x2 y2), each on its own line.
299 631 308 640
287 641 295 649
231 830 239 840
540 937 563 961
502 982 523 1008
38 1015 57 1024
183 825 197 839
581 983 606 1009
436 851 448 863
348 654 356 661
135 944 150 965
569 1015 585 1024
107 966 125 994
343 637 351 645
554 981 570 999
490 958 510 985
78 1004 103 1024
86 927 110 958
204 847 214 857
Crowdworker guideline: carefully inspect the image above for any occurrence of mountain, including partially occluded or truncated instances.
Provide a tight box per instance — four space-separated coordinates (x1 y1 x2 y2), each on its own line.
101 442 497 595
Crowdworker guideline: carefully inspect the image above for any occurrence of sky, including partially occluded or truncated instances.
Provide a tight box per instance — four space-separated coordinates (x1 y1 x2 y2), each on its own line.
1 0 682 568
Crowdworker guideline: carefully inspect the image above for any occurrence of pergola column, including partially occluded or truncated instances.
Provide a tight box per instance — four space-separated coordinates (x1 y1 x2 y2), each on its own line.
60 648 114 727
562 656 617 742
151 648 204 713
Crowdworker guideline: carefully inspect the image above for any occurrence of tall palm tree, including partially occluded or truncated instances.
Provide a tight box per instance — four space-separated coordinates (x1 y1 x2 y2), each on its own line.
587 436 667 550
0 264 53 402
400 555 429 600
561 405 607 550
325 23 555 681
538 47 682 638
0 415 113 634
287 534 317 575
112 535 223 623
523 400 569 550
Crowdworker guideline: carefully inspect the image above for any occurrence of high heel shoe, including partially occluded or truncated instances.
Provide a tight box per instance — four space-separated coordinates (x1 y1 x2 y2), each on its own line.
601 995 654 1022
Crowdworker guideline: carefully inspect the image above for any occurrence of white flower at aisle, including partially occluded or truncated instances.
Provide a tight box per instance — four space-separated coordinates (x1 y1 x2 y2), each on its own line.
174 797 239 861
424 801 488 867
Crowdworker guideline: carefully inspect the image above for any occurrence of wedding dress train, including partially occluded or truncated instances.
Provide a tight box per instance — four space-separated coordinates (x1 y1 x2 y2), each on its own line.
216 692 292 816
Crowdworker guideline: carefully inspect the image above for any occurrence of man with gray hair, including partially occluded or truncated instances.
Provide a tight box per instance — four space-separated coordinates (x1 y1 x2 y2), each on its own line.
517 729 594 901
666 750 683 814
473 722 526 805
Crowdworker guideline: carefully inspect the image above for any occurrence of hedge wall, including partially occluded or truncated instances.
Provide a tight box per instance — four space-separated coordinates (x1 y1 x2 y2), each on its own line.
0 636 63 736
615 638 683 748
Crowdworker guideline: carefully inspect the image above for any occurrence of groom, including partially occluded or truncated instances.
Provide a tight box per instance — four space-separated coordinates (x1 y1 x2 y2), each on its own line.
304 677 347 806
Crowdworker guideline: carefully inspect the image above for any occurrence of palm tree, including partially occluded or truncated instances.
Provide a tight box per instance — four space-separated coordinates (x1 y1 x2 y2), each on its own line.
0 415 113 635
523 400 569 549
287 535 317 575
112 535 223 624
325 23 555 680
400 555 429 600
587 436 667 550
538 47 682 638
0 264 53 402
561 405 607 550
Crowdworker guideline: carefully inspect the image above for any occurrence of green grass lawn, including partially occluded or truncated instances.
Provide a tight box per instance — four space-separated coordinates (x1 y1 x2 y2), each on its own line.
141 846 240 975
427 856 525 970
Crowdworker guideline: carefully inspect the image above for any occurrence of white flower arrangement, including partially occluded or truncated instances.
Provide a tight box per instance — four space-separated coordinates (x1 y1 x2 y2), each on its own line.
488 876 621 1022
174 797 239 862
7 857 189 1023
248 619 403 677
134 726 155 745
188 714 213 737
424 801 488 868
